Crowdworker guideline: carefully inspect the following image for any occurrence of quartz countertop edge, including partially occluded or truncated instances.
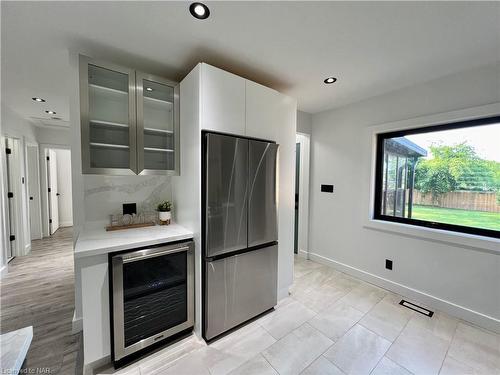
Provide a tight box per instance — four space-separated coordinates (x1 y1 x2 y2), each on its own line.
74 221 194 258
0 326 33 373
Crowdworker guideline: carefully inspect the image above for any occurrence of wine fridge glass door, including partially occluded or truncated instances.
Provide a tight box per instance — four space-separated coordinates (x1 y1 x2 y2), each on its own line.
111 242 194 362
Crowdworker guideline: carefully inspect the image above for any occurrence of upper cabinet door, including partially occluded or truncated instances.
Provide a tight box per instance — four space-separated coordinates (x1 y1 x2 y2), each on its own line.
136 72 180 175
80 56 137 175
201 64 245 136
245 80 280 141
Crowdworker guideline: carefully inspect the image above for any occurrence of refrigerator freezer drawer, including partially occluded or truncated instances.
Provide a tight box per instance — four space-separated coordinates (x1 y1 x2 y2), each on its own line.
204 245 278 340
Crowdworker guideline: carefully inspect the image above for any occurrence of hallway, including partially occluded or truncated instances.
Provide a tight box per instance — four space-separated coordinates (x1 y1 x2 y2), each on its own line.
0 227 82 374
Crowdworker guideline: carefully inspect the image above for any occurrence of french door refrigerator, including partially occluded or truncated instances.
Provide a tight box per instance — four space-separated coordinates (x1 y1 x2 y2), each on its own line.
203 132 278 341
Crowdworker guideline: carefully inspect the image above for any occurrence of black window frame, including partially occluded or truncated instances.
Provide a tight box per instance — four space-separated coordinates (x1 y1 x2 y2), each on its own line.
373 115 500 239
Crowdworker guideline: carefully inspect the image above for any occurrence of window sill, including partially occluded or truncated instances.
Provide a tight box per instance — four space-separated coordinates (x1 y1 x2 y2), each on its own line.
363 219 500 255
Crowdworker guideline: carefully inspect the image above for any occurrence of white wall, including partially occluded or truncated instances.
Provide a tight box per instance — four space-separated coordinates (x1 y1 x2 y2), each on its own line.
308 63 500 332
36 126 70 146
1 105 37 142
54 149 73 227
297 110 312 134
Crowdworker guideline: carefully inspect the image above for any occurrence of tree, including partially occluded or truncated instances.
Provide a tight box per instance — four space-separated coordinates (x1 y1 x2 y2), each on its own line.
414 142 500 201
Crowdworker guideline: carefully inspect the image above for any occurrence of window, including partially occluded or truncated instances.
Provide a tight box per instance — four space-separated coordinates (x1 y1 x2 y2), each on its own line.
374 116 500 239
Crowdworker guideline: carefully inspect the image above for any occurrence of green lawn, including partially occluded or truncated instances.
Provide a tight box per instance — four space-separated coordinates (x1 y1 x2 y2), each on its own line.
411 205 500 231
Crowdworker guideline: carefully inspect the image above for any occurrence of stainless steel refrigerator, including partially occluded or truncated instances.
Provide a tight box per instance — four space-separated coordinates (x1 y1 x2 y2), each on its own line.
203 132 278 341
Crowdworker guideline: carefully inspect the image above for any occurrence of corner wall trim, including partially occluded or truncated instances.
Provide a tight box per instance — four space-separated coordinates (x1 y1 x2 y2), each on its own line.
308 251 500 334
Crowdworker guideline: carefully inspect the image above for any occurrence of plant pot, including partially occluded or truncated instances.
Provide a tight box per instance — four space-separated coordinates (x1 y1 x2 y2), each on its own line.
159 211 171 225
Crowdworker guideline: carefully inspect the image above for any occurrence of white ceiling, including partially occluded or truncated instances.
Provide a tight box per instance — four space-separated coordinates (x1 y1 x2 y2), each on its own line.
2 1 499 123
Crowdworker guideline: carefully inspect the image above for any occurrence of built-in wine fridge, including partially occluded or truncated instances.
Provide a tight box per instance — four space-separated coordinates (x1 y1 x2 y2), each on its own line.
110 240 194 366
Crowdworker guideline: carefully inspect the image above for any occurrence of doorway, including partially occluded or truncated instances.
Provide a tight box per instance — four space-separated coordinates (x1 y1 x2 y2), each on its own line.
3 137 23 261
294 133 311 258
43 147 73 236
294 142 300 254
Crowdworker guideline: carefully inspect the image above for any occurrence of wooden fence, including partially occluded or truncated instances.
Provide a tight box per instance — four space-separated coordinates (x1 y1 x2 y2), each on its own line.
413 190 500 213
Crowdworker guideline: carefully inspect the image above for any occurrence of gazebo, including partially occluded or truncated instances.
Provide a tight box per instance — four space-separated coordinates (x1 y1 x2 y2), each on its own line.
381 137 427 218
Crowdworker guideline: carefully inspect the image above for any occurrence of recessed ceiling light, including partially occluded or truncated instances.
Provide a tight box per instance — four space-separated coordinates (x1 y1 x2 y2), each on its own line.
45 110 56 115
32 97 46 102
324 77 337 84
146 87 154 92
189 2 210 19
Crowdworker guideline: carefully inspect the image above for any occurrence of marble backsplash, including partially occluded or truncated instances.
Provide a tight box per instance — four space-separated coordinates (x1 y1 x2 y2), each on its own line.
83 175 172 223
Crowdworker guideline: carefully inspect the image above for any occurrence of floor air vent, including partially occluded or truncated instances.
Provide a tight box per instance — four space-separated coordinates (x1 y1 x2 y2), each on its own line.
399 300 434 317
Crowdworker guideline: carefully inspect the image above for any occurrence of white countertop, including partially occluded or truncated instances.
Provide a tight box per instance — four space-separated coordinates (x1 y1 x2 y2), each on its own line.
0 326 33 373
74 221 194 258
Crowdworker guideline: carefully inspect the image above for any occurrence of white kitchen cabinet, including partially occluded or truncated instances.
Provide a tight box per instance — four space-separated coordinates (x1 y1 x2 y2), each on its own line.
175 64 297 342
245 80 281 140
200 64 246 135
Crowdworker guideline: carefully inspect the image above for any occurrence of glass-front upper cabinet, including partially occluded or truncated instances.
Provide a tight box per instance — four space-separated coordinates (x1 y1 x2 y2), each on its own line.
136 73 180 175
79 56 179 175
80 56 137 175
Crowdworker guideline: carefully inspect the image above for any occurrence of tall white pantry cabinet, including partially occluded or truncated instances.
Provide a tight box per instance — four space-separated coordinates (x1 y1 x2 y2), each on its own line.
173 63 297 336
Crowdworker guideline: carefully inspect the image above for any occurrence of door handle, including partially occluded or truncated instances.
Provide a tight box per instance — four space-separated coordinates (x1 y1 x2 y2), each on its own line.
29 197 33 200
56 193 61 196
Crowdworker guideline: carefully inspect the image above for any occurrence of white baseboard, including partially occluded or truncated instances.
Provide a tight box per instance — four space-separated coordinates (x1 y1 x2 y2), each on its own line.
59 221 73 228
84 356 110 375
308 251 500 334
72 311 83 334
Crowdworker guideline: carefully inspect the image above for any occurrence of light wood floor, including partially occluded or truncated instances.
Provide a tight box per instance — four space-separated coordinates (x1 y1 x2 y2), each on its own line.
0 227 82 374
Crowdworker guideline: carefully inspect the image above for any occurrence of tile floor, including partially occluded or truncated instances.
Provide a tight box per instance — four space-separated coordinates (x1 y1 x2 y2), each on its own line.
100 256 500 375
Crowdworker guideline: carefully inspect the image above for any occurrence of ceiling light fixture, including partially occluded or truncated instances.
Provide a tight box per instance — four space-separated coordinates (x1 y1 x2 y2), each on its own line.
189 2 210 19
32 97 46 102
146 87 154 92
45 110 56 115
324 77 337 84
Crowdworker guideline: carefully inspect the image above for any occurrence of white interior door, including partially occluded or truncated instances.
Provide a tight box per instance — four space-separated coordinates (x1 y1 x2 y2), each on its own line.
27 144 42 240
48 149 59 234
54 149 73 227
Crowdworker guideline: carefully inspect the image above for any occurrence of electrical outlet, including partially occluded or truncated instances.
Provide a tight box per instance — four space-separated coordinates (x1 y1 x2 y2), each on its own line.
385 259 393 270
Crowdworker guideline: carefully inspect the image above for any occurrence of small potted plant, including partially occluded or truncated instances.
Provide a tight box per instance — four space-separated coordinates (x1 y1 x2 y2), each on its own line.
157 200 172 225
